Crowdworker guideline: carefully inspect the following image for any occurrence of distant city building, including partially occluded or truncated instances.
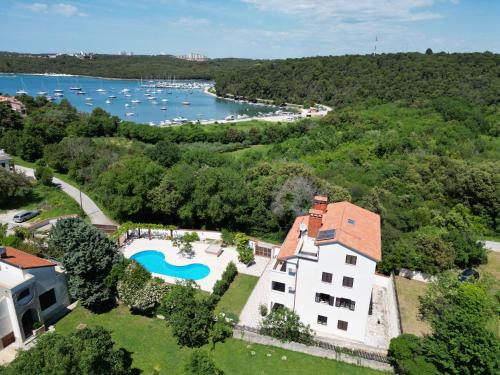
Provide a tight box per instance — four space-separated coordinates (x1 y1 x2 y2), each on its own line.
0 96 26 115
176 52 209 62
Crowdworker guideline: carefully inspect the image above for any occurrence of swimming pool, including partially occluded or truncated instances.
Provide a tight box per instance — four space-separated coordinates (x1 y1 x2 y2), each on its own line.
130 250 210 280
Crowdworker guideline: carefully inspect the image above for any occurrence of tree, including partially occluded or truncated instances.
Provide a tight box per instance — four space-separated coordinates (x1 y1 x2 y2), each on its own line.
16 134 43 162
160 281 214 347
260 307 314 345
210 318 233 350
388 334 437 375
48 218 120 309
234 233 254 265
34 162 53 186
145 140 180 168
0 327 133 375
183 350 224 375
177 233 197 257
0 169 32 207
414 273 500 374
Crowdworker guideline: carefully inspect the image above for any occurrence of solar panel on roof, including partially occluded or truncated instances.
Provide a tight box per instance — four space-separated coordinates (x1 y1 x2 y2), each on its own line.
317 229 336 240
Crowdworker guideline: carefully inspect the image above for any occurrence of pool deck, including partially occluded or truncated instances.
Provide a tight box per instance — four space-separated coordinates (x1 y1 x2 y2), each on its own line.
121 238 269 292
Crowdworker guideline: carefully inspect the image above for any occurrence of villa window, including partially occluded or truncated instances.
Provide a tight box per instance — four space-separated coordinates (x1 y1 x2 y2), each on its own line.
336 297 356 311
17 288 31 301
345 255 357 265
321 272 333 283
272 281 286 293
315 293 334 306
39 289 57 311
317 315 328 325
337 320 348 331
343 276 354 288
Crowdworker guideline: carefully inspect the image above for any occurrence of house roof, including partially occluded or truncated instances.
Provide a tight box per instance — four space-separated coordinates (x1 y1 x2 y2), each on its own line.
0 247 56 269
277 201 381 262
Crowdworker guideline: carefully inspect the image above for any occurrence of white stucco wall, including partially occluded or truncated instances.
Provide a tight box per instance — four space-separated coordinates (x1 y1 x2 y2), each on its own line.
268 242 376 342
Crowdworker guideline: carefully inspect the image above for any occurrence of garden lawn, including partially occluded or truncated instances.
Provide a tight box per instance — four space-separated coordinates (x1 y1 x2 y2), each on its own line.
478 251 500 336
215 274 258 318
56 305 385 375
394 276 431 337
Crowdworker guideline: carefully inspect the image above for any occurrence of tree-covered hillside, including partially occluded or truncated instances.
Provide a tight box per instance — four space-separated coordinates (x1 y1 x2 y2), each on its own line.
0 52 261 80
1 95 498 275
215 52 500 107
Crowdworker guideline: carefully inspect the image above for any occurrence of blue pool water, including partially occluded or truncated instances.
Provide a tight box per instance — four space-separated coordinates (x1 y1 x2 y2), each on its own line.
130 250 210 280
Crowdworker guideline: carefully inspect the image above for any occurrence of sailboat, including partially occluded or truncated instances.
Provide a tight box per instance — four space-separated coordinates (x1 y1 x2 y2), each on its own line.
16 77 28 95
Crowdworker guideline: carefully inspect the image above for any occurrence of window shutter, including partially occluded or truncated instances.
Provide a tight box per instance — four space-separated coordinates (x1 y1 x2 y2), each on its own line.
350 301 356 311
315 293 320 303
329 296 334 306
335 297 340 307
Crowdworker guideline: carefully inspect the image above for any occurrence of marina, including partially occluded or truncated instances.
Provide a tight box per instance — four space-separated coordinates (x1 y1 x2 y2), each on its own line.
0 74 279 125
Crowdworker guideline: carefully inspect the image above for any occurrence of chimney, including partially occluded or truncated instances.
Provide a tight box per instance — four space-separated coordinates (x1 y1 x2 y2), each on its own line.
313 196 328 213
308 209 323 238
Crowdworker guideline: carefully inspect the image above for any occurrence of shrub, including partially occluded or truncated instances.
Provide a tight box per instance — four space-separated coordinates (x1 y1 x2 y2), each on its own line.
259 304 268 317
234 233 254 265
220 229 235 246
212 262 238 298
260 307 314 345
34 162 53 186
388 334 437 375
183 350 224 375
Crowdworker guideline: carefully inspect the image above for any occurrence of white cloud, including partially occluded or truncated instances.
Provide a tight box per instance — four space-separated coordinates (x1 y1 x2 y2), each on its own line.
23 2 85 17
243 0 451 22
168 16 210 28
24 3 48 13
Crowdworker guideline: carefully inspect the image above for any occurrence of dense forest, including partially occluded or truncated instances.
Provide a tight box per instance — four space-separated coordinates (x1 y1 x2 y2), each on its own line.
215 52 500 107
1 93 498 275
0 52 259 80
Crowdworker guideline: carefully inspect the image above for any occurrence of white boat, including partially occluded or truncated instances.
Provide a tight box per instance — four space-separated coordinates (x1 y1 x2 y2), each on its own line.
70 86 81 91
85 97 93 101
182 101 190 106
54 89 64 93
16 90 28 95
108 95 117 99
105 100 112 104
85 102 93 106
124 93 132 97
125 103 130 107
96 88 106 93
125 112 135 117
160 107 167 111
147 96 156 100
54 92 64 97
151 101 158 105
37 91 48 95
173 117 188 123
161 99 168 102
131 99 141 104
225 115 235 121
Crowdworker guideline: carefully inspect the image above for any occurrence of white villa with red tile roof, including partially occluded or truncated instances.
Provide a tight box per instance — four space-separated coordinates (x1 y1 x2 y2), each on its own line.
267 197 381 342
0 246 70 350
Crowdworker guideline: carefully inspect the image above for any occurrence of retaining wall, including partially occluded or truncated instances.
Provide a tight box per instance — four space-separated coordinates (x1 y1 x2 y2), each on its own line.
233 327 393 373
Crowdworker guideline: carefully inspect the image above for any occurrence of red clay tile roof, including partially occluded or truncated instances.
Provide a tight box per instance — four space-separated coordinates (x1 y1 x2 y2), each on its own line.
277 201 381 262
0 247 56 269
277 215 308 260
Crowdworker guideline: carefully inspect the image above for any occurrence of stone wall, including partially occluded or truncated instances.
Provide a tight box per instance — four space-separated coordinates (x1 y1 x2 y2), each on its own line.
233 327 394 373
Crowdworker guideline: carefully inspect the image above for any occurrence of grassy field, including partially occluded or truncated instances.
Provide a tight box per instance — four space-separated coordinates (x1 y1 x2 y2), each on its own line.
56 305 384 375
1 183 83 222
215 274 258 318
478 251 500 336
227 144 272 158
394 276 431 337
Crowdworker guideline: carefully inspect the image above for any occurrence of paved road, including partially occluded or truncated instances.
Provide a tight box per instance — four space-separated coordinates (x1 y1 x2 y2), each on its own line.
484 241 500 253
15 165 116 227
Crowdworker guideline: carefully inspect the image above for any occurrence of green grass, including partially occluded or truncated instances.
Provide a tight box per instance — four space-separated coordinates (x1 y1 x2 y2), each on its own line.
394 276 431 337
1 183 83 222
215 274 258 318
56 305 385 375
478 251 500 336
227 144 272 158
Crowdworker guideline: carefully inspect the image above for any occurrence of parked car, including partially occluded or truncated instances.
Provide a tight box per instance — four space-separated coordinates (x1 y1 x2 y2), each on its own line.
459 268 479 282
13 210 40 223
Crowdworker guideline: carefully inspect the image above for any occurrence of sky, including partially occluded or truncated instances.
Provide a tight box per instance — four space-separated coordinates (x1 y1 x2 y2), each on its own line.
1 0 499 58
